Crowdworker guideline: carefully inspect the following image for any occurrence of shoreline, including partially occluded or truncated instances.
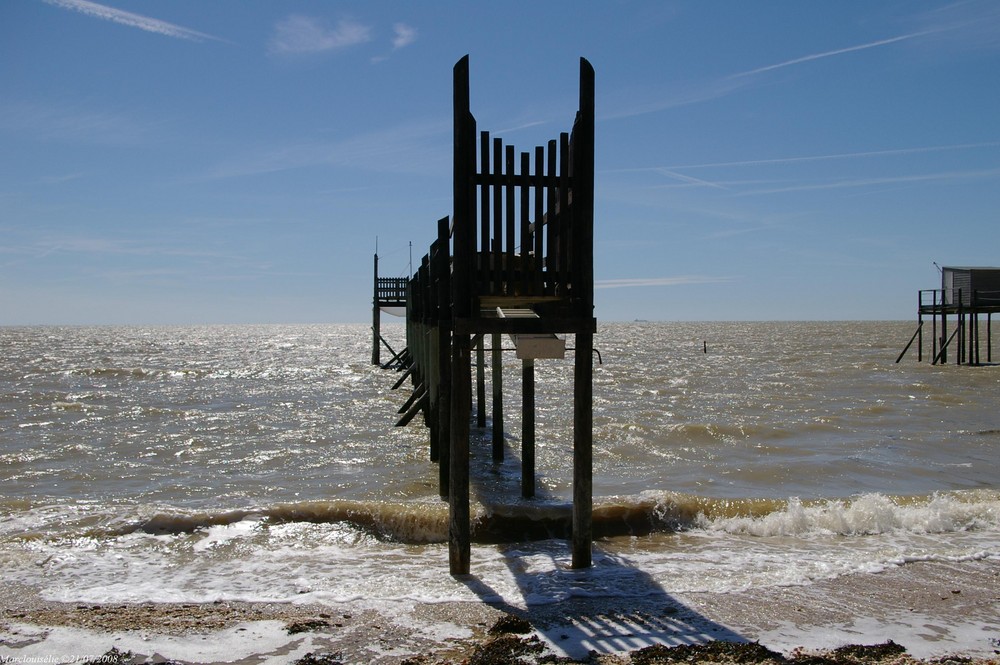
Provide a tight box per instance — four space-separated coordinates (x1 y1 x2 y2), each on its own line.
3 559 999 664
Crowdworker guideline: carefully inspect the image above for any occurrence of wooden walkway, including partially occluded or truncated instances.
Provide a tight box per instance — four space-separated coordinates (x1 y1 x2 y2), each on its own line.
376 56 596 574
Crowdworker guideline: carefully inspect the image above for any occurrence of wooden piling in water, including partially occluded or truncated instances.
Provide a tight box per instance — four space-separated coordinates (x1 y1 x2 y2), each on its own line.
521 359 535 499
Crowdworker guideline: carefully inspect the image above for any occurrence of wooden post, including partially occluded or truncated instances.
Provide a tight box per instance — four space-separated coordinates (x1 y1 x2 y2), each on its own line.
449 54 474 576
572 332 593 569
521 359 535 499
476 336 486 428
958 290 964 365
932 291 938 363
973 292 980 365
940 299 948 364
372 253 380 366
917 312 923 362
492 332 504 462
571 57 596 570
988 313 993 363
449 334 471 575
435 216 452 499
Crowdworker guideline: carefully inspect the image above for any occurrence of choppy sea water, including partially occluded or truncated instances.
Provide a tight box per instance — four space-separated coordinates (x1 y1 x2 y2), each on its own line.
1 322 998 607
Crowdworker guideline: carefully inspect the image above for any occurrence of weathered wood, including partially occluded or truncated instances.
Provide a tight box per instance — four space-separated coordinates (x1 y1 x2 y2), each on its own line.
493 137 503 297
396 390 429 427
533 146 545 296
391 363 414 390
379 55 596 571
505 144 515 295
492 332 503 463
398 382 425 415
572 332 593 569
521 358 535 499
475 334 486 428
449 333 471 576
449 55 474 576
435 217 452 494
372 253 380 365
895 321 923 364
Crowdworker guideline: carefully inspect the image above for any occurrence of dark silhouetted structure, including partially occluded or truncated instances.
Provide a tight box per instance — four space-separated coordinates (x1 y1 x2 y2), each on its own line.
380 56 596 574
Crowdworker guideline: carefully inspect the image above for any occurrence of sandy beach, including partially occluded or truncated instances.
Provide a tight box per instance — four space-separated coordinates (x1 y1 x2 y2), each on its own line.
2 559 998 664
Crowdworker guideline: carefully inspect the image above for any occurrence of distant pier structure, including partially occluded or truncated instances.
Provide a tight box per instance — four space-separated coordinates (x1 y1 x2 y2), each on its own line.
898 266 1000 365
371 252 408 368
375 55 596 575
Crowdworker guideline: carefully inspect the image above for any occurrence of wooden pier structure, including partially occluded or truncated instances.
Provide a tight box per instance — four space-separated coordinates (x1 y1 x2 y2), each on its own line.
897 266 1000 365
375 56 596 575
371 253 408 368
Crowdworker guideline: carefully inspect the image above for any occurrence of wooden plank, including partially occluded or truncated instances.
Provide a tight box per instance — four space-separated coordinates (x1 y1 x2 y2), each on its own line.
505 144 516 297
453 55 475 321
545 139 557 296
479 131 490 296
435 217 451 495
493 137 503 297
533 146 545 295
396 390 428 427
572 331 593 569
449 333 472 575
492 332 503 463
521 359 535 499
558 132 571 296
520 151 532 297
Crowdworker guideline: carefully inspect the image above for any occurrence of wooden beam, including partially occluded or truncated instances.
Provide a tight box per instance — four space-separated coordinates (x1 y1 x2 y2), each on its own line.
572 331 593 569
449 333 471 575
522 359 535 499
492 332 503 463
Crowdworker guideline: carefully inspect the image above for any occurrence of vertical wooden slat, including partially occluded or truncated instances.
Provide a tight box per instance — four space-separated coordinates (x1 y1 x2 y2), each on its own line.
505 145 515 296
453 55 475 321
572 331 593 569
519 151 531 296
491 332 503 462
435 217 451 499
476 334 486 428
449 332 471 575
450 54 473 576
545 139 557 296
479 131 490 295
558 131 571 297
533 146 545 296
372 253 380 365
492 137 503 297
574 57 596 320
521 358 535 498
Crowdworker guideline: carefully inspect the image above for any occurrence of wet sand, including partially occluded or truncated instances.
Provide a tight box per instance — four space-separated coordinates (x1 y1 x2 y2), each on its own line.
2 559 998 664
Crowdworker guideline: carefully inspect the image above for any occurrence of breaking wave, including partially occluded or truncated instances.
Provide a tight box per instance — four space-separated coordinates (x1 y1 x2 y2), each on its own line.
28 489 996 546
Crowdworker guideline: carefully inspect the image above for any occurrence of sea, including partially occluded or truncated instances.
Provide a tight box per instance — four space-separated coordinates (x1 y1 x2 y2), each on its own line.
2 321 998 612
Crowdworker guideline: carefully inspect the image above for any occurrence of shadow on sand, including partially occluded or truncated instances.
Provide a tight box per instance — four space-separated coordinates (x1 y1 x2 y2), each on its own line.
453 420 746 661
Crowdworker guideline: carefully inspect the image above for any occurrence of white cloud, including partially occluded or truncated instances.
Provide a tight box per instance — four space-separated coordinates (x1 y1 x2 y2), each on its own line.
42 0 222 42
597 276 733 289
269 15 372 54
392 23 417 49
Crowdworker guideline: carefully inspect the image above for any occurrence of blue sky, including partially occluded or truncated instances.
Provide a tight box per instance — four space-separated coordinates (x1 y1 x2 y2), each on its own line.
2 1 999 324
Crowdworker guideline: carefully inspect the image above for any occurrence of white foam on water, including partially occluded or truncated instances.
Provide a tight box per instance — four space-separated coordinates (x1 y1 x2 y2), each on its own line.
756 614 1000 661
0 620 307 665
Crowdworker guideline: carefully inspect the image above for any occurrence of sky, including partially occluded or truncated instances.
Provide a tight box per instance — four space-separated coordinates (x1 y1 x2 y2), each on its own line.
2 1 999 325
